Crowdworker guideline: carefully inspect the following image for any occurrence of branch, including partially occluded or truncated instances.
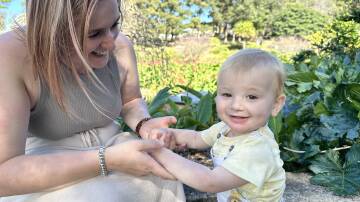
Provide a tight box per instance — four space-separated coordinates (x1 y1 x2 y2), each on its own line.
282 145 352 154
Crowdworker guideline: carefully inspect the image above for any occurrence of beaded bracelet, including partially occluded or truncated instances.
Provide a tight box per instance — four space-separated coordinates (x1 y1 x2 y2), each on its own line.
135 117 152 136
98 146 108 176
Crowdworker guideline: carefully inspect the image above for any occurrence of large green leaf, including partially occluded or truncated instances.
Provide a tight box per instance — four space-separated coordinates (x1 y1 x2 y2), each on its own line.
176 85 204 98
176 116 201 130
296 82 313 93
347 83 360 101
148 87 171 114
195 93 213 125
309 145 360 195
269 113 282 142
314 102 329 116
303 91 321 105
320 111 358 139
287 72 318 83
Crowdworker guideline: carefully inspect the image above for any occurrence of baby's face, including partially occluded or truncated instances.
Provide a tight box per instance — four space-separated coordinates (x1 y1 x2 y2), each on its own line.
215 68 285 135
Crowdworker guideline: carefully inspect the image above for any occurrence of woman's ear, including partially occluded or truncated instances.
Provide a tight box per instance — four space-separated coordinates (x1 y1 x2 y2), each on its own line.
271 94 286 117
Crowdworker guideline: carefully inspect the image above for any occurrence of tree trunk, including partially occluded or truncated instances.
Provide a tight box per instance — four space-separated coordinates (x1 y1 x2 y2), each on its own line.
223 24 228 43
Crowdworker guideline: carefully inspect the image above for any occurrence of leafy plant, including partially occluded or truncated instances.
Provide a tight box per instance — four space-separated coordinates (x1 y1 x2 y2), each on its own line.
307 19 360 56
309 144 360 195
118 86 219 131
233 21 257 42
148 85 219 130
278 51 360 193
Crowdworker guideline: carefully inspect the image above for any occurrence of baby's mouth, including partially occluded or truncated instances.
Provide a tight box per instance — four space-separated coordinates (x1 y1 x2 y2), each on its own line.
230 115 249 122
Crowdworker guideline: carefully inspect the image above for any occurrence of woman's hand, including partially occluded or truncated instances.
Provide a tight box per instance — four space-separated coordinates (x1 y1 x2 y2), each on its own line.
105 139 176 180
139 116 177 148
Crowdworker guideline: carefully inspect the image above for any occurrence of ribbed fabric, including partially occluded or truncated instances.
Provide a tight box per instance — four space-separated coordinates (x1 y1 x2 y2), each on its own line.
0 124 186 202
28 56 122 140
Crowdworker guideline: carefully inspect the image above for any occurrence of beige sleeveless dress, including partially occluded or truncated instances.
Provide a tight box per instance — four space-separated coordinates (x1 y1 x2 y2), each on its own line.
0 57 185 202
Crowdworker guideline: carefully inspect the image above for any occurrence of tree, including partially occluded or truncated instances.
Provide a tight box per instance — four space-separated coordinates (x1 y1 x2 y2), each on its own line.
123 0 189 46
235 0 282 38
308 20 360 56
205 0 236 42
182 0 211 37
205 0 283 41
271 3 328 37
341 0 360 23
233 21 256 48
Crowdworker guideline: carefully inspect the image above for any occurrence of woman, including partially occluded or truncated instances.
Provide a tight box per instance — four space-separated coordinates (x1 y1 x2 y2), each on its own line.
0 0 185 201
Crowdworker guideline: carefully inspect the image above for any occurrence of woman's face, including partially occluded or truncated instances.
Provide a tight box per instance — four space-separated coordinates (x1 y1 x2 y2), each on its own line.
84 0 120 69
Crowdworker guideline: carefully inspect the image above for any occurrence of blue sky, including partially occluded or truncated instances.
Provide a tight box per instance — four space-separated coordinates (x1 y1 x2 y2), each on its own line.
1 0 211 30
2 0 24 30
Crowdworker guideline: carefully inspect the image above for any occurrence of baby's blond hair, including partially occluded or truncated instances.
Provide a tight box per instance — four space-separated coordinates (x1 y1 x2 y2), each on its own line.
218 49 286 96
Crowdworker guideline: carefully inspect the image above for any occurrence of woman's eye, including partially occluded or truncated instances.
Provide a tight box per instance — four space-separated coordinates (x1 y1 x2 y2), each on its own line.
111 21 120 29
88 32 100 38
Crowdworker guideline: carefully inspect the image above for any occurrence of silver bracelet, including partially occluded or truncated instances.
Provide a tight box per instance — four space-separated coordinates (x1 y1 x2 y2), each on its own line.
98 146 108 176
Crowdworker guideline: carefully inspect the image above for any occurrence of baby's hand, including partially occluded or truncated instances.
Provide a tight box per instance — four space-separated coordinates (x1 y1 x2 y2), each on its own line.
149 128 187 150
149 128 175 149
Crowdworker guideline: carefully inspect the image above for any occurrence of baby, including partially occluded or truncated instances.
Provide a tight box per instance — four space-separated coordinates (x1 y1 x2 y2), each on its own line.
150 49 286 202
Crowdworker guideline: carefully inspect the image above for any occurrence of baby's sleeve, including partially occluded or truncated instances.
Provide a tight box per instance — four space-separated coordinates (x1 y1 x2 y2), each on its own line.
221 139 274 188
200 122 226 146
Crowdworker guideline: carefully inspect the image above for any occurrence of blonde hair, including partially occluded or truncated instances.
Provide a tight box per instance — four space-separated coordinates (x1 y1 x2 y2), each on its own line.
25 0 122 112
219 49 286 96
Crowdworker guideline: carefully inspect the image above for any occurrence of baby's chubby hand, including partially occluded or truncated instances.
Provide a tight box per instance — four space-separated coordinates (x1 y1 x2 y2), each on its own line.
149 128 186 150
149 128 175 149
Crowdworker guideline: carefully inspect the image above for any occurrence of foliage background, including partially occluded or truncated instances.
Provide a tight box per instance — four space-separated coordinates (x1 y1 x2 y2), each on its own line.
1 0 360 196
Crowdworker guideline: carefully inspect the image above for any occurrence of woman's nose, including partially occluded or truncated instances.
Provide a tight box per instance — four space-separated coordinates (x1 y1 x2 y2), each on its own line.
101 30 117 49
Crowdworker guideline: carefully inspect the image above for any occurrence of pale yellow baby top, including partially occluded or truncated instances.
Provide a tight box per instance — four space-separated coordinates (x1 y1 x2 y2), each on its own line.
201 121 286 202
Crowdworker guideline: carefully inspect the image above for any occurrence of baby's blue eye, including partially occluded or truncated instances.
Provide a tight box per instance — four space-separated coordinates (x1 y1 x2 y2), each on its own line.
247 95 258 100
222 93 232 97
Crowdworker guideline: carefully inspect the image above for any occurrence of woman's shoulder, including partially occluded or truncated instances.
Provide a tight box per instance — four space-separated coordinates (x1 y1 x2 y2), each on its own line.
0 30 38 107
0 30 29 70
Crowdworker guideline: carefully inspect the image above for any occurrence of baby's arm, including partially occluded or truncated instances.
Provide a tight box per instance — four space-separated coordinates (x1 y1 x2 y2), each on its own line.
151 148 248 193
150 128 209 150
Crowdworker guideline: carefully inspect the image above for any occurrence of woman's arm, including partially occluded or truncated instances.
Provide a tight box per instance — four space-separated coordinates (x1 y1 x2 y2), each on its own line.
113 34 176 139
113 33 147 129
151 148 248 193
0 32 172 196
0 32 100 196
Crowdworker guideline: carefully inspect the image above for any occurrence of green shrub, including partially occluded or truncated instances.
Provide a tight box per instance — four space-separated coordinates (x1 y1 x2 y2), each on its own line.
233 21 257 41
307 20 360 56
271 3 328 37
279 51 360 194
139 63 219 100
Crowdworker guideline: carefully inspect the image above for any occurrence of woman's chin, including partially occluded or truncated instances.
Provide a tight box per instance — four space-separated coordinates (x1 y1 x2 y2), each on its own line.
89 53 109 68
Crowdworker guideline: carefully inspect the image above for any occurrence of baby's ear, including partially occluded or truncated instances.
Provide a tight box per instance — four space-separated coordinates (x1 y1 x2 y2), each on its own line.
271 94 286 117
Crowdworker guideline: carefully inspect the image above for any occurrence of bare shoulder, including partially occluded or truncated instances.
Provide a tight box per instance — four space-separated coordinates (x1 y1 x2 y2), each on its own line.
112 32 141 102
0 30 37 107
0 30 30 74
114 32 133 50
0 31 33 162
